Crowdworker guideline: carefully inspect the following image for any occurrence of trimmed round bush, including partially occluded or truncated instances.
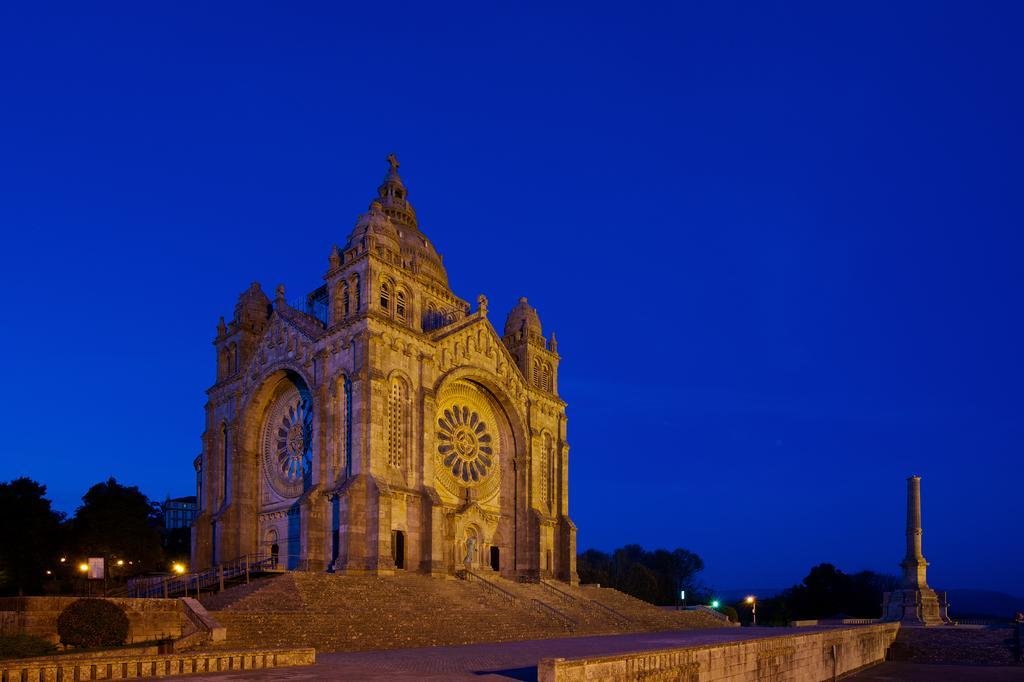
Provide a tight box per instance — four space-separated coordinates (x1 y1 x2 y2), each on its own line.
56 599 129 649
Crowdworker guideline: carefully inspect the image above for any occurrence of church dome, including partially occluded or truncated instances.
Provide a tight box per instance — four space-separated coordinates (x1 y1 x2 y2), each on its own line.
346 200 401 254
376 154 450 287
504 297 542 337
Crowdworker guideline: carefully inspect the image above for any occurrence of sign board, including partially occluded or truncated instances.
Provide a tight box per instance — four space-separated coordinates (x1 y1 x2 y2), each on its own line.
87 557 104 580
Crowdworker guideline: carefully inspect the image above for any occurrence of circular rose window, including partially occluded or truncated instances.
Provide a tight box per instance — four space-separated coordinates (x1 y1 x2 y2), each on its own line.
434 382 502 502
437 404 494 482
261 384 313 498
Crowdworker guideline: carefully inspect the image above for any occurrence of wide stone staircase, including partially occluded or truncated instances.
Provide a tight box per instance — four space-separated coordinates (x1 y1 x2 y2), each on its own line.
200 571 727 653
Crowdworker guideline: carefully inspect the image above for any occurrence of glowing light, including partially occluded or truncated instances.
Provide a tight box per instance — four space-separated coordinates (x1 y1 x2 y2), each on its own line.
78 563 89 573
116 559 125 567
711 600 720 608
59 557 66 563
745 595 755 604
172 563 187 575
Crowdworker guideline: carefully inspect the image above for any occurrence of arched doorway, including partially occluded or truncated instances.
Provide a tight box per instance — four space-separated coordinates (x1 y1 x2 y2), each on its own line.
249 370 315 571
265 529 279 568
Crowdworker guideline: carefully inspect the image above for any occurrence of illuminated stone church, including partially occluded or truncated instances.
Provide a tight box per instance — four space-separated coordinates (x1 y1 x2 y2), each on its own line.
192 157 577 583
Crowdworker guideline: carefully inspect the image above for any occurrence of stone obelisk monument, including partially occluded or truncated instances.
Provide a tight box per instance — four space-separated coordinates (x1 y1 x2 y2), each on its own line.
881 475 951 625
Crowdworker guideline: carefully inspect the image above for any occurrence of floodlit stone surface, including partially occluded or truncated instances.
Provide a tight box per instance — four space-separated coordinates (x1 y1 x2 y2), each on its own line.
194 156 576 585
199 572 726 653
0 647 314 681
881 476 952 625
538 623 899 682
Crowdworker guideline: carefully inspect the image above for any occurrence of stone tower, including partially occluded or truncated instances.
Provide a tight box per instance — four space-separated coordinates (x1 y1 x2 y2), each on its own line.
881 476 951 625
191 156 578 584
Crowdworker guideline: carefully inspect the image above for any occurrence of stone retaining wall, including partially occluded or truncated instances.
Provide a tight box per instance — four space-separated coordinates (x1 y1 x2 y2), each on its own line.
538 623 900 681
0 647 314 681
0 598 187 645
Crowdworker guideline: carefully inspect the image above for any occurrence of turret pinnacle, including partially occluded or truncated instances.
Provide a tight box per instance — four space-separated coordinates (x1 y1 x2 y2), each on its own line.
377 153 418 229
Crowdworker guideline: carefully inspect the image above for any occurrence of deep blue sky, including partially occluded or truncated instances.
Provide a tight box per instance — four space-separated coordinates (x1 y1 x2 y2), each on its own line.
1 2 1021 595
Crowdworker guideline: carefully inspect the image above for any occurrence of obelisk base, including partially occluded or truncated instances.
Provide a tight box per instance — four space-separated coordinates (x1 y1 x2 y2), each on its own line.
882 588 952 625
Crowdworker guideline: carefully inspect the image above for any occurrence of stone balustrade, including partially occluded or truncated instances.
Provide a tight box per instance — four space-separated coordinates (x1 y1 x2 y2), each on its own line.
0 647 314 681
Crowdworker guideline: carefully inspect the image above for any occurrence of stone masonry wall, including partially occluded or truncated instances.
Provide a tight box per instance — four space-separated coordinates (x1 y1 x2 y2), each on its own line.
538 623 900 682
0 597 186 644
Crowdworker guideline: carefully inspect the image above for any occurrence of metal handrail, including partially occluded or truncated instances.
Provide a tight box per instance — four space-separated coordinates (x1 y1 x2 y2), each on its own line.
127 553 278 599
540 579 633 625
459 570 517 605
539 580 577 605
583 598 633 625
530 598 576 631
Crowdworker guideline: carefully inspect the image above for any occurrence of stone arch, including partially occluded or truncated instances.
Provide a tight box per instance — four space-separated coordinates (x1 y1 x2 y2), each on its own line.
434 366 528 457
233 364 318 559
433 366 529 577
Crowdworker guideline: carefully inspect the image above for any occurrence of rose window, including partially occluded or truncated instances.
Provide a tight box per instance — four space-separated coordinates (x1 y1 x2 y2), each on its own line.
437 404 493 483
433 383 502 501
262 384 313 498
276 400 311 481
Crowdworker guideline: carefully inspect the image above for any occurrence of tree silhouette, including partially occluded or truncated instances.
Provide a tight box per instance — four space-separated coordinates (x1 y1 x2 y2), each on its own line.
0 478 65 596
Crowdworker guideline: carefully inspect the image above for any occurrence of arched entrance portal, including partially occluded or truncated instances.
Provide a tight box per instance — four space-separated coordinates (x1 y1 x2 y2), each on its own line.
252 370 315 571
433 376 522 577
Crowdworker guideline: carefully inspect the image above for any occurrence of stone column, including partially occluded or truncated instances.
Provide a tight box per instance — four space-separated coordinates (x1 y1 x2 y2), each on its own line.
901 475 929 589
882 474 951 624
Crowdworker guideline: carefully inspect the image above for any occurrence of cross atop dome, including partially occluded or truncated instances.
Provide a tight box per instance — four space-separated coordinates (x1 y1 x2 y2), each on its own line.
376 154 417 229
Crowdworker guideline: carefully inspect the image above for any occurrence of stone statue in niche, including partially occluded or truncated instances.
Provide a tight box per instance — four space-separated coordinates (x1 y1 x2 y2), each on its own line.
464 537 476 568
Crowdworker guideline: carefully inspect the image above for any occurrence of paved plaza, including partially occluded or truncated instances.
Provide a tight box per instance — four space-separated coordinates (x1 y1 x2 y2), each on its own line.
849 662 1024 681
166 627 814 681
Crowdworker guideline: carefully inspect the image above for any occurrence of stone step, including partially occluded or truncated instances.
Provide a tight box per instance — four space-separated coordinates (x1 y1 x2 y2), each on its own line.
201 571 726 653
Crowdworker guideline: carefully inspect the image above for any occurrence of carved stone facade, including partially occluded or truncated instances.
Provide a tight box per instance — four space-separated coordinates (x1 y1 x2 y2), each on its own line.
191 157 578 584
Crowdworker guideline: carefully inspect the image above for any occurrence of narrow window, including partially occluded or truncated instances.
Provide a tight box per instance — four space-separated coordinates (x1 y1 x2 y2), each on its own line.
387 379 405 468
542 363 551 392
396 290 406 321
544 432 552 507
341 281 350 318
221 424 230 503
532 360 540 388
545 434 555 511
380 281 391 311
352 275 360 313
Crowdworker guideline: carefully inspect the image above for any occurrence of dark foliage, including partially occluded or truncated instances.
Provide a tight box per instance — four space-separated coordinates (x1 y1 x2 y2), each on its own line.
56 598 129 648
0 634 58 660
577 544 705 605
716 604 739 622
737 563 899 625
71 478 163 574
0 478 65 596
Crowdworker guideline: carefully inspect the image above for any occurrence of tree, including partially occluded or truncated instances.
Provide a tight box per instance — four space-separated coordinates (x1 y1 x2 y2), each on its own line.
0 478 65 596
781 563 898 620
577 544 707 605
577 549 612 586
70 478 162 574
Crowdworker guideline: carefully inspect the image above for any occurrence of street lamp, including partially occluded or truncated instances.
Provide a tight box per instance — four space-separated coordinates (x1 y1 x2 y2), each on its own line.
172 562 187 575
745 595 757 626
711 600 720 609
78 563 89 574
